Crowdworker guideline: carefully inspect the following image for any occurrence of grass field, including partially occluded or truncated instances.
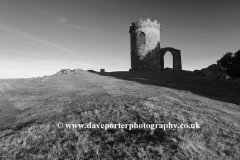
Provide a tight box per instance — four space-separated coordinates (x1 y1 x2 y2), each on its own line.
0 70 240 159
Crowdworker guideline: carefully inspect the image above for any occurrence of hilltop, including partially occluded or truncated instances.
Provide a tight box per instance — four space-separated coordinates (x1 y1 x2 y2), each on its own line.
0 69 240 159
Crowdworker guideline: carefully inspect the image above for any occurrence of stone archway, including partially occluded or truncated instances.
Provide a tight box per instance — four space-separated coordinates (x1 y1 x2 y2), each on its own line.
160 47 182 71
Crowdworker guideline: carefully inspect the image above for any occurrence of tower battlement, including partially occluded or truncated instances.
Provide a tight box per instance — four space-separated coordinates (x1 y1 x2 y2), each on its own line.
129 18 160 33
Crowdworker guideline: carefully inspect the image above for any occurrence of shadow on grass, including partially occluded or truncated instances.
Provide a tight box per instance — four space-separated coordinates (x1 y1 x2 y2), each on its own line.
94 71 240 105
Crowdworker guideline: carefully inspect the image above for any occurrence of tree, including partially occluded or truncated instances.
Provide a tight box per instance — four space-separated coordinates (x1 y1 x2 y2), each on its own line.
232 50 240 77
217 50 240 77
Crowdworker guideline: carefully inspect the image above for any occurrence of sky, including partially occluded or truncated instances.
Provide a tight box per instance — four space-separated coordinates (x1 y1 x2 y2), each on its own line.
0 0 240 78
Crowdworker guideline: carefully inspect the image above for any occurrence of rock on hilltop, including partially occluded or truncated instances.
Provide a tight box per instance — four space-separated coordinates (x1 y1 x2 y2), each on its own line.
54 68 84 75
31 68 85 81
194 64 229 79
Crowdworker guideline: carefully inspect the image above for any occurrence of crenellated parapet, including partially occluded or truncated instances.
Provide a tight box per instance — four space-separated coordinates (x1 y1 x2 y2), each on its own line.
129 18 160 34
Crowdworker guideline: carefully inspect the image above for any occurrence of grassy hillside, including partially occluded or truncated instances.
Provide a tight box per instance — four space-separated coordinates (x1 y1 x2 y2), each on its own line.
0 70 240 159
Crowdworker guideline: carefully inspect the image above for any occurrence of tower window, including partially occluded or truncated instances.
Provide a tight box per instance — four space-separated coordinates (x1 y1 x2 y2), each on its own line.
139 32 146 45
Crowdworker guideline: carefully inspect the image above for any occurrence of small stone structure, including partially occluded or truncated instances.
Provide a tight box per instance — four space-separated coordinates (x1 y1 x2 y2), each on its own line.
100 69 105 73
129 18 182 71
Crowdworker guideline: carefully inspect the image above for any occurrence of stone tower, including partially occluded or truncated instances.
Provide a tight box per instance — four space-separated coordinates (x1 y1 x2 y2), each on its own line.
129 18 161 71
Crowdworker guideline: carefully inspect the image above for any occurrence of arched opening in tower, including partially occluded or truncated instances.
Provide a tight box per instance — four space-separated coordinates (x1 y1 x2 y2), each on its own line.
164 51 173 69
139 32 146 45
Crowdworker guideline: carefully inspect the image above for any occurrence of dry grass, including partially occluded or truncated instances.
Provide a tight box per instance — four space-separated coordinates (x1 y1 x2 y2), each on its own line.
0 70 240 159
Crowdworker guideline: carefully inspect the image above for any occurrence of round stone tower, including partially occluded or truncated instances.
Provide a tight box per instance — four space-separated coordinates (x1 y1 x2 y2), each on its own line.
129 18 161 71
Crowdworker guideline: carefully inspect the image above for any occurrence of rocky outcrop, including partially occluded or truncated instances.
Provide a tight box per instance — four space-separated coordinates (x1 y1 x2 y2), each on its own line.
55 68 84 75
194 64 229 79
31 68 84 82
87 70 97 73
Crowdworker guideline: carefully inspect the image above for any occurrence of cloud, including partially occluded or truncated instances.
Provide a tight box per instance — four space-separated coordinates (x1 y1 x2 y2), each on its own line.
57 18 67 23
56 17 87 30
55 17 109 36
34 9 86 30
0 25 80 55
35 9 113 38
